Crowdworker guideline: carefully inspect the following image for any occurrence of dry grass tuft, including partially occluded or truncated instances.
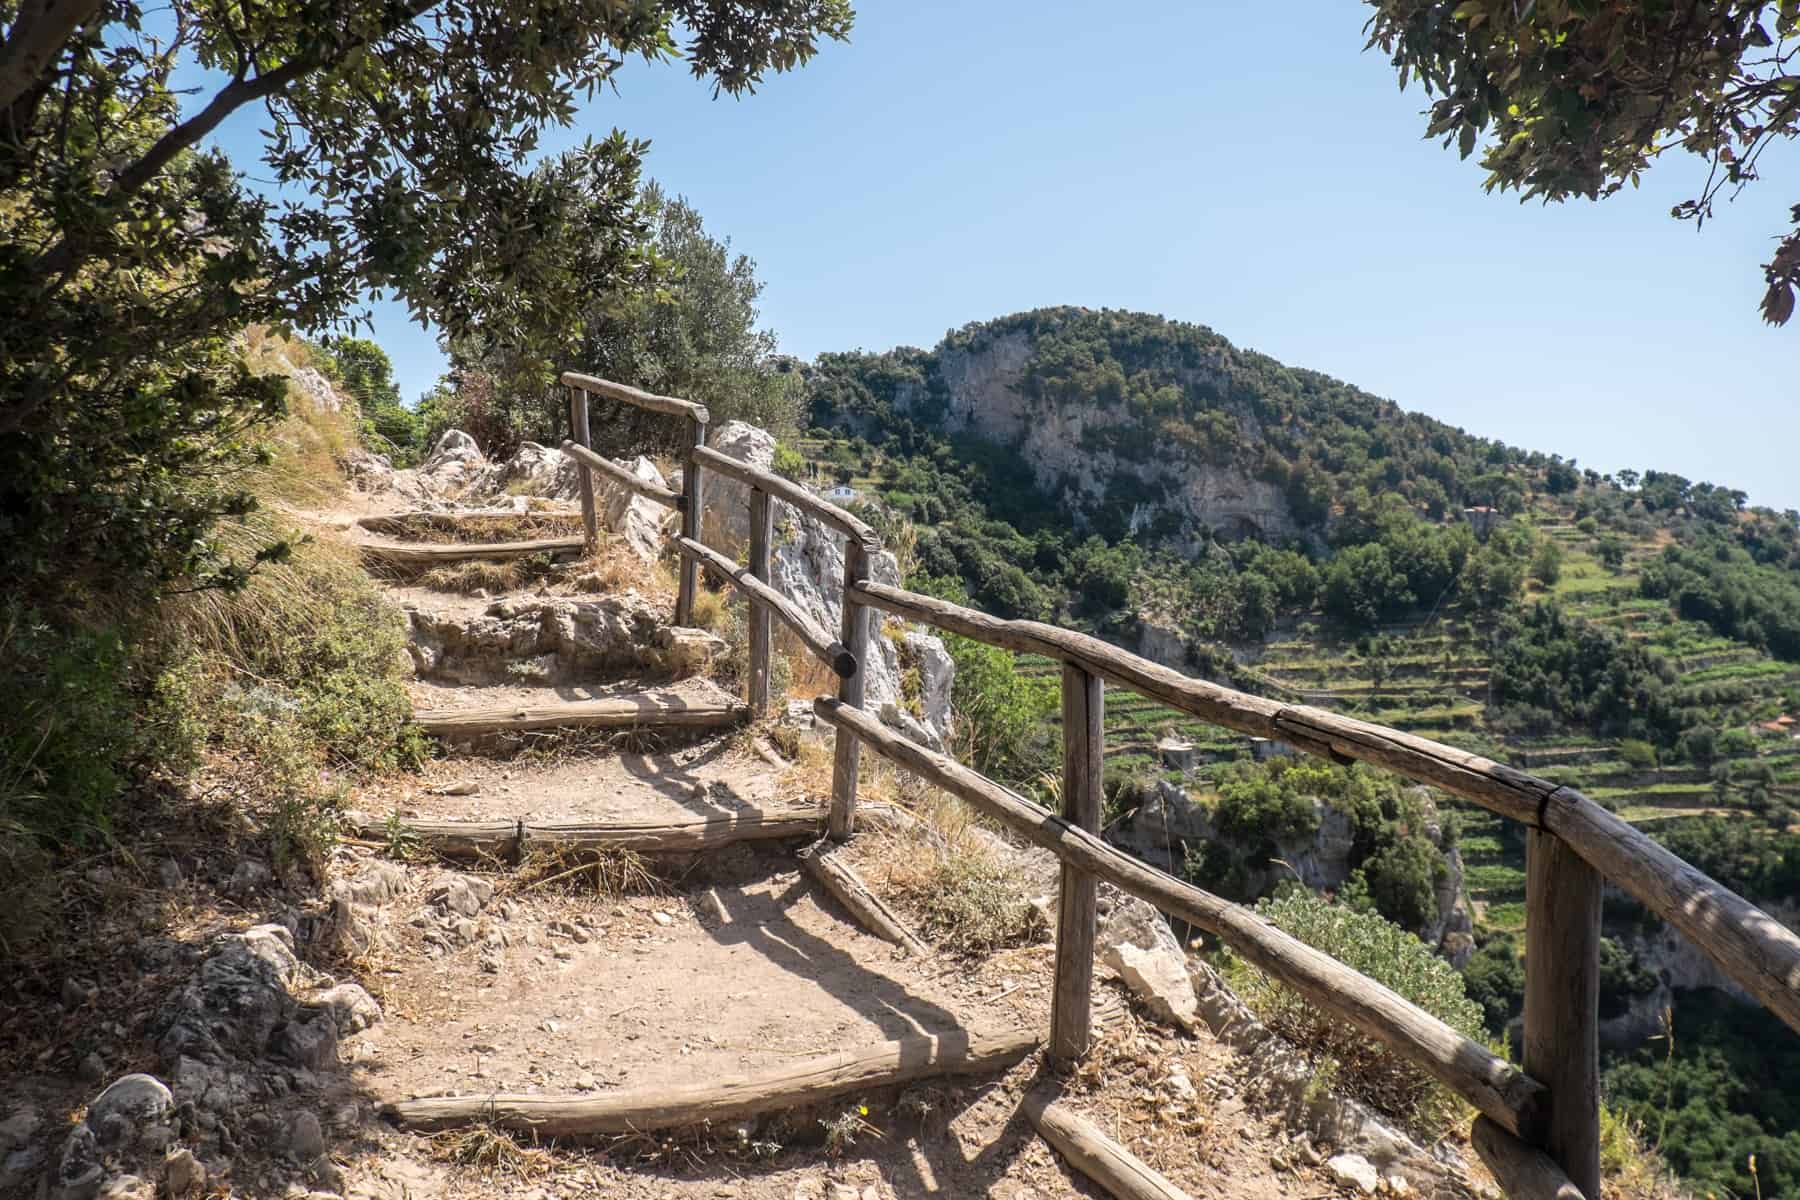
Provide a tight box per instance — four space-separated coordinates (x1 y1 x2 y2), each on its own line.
688 585 728 632
784 639 839 702
565 537 679 602
1599 1105 1690 1200
430 1123 552 1180
238 327 357 508
371 512 584 545
419 559 534 595
511 843 662 899
858 788 1046 956
779 738 837 800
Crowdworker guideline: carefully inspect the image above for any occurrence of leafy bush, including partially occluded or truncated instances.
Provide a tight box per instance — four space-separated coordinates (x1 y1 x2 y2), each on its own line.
1462 935 1525 1034
0 608 199 845
1225 890 1486 1136
1349 836 1444 932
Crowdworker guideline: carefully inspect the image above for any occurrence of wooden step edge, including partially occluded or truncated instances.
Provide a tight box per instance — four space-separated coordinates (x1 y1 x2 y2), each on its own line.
359 535 587 565
413 696 749 736
1022 1085 1197 1200
382 1026 1042 1136
346 808 825 856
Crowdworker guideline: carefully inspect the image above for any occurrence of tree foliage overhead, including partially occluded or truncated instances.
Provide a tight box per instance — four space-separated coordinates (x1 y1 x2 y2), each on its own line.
1363 1 1800 324
444 178 805 457
1 0 849 605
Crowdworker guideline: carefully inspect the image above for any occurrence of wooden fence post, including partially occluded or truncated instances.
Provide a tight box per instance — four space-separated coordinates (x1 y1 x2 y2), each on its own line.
1051 664 1104 1062
747 488 774 717
828 542 872 840
1524 829 1603 1200
568 385 598 550
675 414 706 627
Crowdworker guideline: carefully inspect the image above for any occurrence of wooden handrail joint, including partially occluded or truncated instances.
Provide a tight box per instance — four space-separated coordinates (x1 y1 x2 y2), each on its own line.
676 536 856 678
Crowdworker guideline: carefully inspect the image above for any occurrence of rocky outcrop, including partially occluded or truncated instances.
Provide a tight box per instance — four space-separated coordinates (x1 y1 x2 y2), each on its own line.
349 432 675 560
1600 897 1800 1051
894 328 1298 550
403 593 680 685
1105 781 1475 964
24 922 387 1200
701 420 954 747
465 439 581 501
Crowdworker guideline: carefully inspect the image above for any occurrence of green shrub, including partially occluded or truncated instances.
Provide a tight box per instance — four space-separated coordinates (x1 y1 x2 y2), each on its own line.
1462 935 1525 1034
166 523 425 774
904 850 1046 956
772 443 807 481
1225 890 1486 1136
0 611 135 843
1351 835 1444 932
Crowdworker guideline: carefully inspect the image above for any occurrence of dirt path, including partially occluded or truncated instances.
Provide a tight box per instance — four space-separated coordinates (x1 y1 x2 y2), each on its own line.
0 479 1463 1200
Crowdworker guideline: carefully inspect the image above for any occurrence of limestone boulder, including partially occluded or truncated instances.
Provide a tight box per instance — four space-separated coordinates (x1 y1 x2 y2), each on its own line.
466 440 580 502
417 429 486 495
599 455 676 560
701 420 953 747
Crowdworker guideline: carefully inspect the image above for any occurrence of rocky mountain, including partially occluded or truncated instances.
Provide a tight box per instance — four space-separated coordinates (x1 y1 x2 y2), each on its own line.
806 306 1530 552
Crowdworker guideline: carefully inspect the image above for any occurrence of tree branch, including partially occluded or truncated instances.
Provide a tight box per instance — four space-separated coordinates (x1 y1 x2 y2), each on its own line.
0 0 104 112
29 0 443 281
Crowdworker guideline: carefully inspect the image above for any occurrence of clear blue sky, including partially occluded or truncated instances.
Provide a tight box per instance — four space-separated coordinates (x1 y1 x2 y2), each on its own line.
201 1 1798 508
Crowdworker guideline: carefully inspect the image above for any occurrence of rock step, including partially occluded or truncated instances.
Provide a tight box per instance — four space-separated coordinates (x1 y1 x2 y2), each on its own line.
412 692 747 737
347 807 825 858
360 534 586 567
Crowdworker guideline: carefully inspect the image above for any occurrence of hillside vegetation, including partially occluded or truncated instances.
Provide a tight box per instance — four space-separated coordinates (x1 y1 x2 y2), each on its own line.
799 305 1800 1199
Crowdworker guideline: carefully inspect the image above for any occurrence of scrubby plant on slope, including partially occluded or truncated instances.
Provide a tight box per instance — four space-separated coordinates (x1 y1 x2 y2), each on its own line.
1224 889 1485 1138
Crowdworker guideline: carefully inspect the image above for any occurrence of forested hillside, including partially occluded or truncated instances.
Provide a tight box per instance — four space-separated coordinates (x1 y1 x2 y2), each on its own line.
799 306 1800 1198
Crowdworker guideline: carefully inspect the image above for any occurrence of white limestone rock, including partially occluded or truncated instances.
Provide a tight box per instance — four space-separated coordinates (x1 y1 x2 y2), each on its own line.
1326 1153 1381 1195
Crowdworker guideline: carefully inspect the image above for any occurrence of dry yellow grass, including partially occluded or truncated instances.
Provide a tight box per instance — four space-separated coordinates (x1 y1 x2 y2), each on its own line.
854 784 1046 957
568 537 679 602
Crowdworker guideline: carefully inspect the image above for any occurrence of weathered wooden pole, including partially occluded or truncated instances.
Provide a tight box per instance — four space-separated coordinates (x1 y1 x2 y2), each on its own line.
747 487 774 716
827 542 872 840
1524 829 1603 1200
1051 664 1104 1062
675 413 706 626
568 384 598 549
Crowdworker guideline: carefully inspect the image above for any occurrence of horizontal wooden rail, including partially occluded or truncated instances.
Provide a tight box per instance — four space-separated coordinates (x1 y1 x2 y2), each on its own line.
812 697 1549 1142
850 580 1800 1037
851 580 1289 739
690 445 882 553
560 441 682 510
677 536 856 678
562 371 710 422
386 1025 1040 1135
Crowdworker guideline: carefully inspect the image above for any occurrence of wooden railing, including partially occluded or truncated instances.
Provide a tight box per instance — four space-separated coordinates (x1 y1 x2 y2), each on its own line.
560 372 1800 1200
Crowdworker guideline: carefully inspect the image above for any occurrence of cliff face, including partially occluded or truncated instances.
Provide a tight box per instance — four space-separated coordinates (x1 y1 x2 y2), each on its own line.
1106 780 1474 966
888 325 1300 550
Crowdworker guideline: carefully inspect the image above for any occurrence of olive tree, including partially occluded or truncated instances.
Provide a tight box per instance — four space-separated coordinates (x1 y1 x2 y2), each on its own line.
0 0 850 604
